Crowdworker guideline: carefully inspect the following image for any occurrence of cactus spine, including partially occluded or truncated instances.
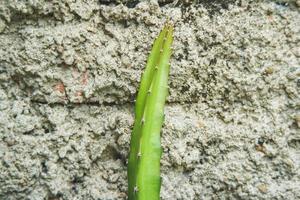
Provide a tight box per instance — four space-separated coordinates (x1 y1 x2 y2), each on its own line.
128 23 174 200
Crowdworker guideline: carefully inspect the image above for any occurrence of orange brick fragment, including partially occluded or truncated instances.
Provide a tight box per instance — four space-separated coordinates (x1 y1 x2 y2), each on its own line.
54 82 65 93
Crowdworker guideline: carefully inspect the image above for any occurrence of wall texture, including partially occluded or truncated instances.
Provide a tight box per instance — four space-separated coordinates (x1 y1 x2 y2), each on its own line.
0 0 299 199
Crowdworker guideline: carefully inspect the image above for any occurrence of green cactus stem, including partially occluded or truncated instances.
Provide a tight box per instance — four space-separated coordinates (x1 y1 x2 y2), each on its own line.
128 23 174 200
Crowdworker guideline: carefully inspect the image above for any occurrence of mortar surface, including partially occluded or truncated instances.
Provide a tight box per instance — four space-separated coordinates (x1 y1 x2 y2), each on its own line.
0 0 299 199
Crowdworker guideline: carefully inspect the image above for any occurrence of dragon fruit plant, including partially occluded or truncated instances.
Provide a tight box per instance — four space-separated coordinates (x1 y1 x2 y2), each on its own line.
128 23 174 200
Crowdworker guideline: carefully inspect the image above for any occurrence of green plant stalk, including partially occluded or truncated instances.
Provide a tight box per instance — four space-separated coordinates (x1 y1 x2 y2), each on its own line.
128 23 174 200
128 26 167 200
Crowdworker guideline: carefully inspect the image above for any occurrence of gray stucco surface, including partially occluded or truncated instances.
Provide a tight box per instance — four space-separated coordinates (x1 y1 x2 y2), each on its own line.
0 0 299 199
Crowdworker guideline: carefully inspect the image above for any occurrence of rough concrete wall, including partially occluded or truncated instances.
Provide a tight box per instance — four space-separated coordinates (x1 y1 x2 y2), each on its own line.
0 0 299 199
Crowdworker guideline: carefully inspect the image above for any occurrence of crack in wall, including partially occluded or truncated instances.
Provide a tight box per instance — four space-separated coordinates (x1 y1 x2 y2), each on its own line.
30 99 201 107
